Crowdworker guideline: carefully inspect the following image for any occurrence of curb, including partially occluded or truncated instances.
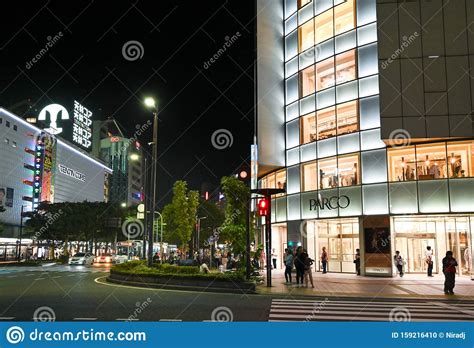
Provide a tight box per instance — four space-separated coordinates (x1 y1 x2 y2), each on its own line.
106 276 257 295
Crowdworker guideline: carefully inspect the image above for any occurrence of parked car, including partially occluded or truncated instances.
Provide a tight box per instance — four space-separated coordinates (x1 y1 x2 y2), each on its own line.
113 254 129 264
95 253 113 264
68 252 94 265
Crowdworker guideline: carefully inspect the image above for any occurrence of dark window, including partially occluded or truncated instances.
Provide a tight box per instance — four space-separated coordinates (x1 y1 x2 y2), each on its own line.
5 121 10 127
13 125 17 131
0 118 2 124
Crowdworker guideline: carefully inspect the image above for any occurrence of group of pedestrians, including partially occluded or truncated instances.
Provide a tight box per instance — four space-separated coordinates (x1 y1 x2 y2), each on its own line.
394 246 459 295
283 247 315 288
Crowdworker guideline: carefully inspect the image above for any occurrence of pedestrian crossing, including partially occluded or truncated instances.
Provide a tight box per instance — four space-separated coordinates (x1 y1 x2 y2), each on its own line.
268 298 474 322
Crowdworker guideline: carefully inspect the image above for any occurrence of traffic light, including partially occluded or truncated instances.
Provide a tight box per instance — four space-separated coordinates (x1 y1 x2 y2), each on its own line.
257 198 269 217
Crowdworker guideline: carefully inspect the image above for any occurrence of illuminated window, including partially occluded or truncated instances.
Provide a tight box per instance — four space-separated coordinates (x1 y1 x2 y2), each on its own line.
387 146 417 182
335 49 356 85
338 154 359 187
447 141 474 178
302 161 317 191
267 172 276 188
298 0 312 9
276 170 287 190
301 113 317 144
316 57 335 91
336 100 358 135
317 106 336 140
299 65 315 97
318 157 338 189
334 0 356 35
416 144 447 180
298 19 314 52
315 9 333 44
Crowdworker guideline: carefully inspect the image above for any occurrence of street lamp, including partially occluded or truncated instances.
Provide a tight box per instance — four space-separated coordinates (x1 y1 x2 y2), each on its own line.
144 97 158 267
129 153 140 161
120 202 127 208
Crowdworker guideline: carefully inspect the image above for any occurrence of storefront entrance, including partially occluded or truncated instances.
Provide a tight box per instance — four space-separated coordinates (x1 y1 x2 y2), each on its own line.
393 215 474 277
396 236 436 273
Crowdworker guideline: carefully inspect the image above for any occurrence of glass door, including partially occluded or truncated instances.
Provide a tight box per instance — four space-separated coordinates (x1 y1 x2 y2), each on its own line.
406 238 436 273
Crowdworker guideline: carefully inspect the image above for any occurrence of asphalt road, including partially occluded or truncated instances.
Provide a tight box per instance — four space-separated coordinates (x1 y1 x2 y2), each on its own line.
0 264 271 321
1 265 473 322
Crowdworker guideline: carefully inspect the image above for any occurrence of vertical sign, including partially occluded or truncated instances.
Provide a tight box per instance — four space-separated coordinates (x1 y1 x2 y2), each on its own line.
40 133 57 203
72 100 93 150
250 143 258 212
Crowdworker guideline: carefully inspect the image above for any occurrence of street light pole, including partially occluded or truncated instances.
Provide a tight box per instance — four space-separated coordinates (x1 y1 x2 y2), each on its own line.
17 205 24 261
142 156 148 259
145 97 159 268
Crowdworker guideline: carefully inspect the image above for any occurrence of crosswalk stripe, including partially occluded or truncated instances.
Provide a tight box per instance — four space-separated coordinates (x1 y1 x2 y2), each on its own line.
269 299 474 322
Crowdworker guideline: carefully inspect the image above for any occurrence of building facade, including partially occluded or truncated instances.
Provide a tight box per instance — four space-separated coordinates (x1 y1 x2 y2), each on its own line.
0 107 112 256
257 0 474 277
98 136 144 207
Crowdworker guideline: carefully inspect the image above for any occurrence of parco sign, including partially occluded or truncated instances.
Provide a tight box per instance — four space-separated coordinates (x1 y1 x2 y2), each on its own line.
309 195 351 210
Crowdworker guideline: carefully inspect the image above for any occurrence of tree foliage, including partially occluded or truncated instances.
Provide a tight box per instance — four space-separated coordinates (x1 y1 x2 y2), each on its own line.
162 181 200 254
219 176 250 254
196 198 225 248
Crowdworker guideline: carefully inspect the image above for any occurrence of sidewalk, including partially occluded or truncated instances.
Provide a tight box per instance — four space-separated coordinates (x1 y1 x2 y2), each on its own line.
258 270 474 300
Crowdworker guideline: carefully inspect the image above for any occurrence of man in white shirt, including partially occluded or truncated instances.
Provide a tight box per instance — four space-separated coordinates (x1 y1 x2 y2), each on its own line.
425 246 434 277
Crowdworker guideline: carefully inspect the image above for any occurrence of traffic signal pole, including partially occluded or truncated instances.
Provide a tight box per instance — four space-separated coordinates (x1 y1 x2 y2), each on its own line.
265 197 272 287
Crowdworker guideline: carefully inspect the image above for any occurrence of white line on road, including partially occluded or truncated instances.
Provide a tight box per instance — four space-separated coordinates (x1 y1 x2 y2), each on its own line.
34 278 46 280
73 318 97 321
51 276 62 279
116 318 138 321
67 274 76 277
6 275 17 278
0 317 15 320
159 319 182 322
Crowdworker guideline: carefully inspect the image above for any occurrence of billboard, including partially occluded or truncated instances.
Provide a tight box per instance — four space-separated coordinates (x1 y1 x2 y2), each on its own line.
37 100 93 151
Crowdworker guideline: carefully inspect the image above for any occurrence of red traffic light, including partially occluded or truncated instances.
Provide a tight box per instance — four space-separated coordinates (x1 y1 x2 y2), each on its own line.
258 198 269 216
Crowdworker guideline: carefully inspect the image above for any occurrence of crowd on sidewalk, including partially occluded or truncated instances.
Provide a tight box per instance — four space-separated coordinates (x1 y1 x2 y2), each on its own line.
278 245 461 295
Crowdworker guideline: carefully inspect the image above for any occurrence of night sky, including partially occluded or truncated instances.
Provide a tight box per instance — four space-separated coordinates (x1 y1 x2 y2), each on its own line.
0 0 255 207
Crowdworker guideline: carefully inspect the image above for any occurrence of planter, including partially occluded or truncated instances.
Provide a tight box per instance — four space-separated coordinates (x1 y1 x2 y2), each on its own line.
107 271 256 294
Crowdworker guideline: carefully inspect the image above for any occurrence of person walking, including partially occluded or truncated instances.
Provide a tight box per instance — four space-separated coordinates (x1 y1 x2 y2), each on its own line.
442 251 458 295
425 246 434 277
294 247 305 287
354 248 361 276
321 247 328 274
303 249 314 288
284 248 294 284
394 251 404 277
271 248 278 270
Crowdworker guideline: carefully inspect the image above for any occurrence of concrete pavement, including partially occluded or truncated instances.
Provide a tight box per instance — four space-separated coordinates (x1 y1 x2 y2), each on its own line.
258 270 474 300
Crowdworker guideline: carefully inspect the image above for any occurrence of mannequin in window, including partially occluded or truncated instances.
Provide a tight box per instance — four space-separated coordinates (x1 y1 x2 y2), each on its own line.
429 164 440 179
405 165 414 180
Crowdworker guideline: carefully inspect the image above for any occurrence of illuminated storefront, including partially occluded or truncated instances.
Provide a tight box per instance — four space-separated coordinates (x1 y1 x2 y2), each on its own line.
256 0 474 277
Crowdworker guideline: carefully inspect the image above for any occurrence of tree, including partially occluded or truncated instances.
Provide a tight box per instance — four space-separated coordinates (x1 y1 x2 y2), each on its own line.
162 181 199 256
219 176 250 255
196 198 225 248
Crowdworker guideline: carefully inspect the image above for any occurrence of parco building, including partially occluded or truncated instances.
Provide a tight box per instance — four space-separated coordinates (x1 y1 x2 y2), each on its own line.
257 0 474 277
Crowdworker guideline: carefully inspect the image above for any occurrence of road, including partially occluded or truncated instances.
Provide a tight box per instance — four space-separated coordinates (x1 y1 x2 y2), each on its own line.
0 265 473 322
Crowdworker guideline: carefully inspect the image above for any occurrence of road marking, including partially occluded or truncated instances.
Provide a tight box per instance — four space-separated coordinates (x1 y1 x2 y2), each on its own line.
34 278 46 280
159 319 182 322
73 318 97 321
116 318 138 321
7 275 17 278
0 317 15 320
24 274 35 276
67 274 76 277
51 276 62 279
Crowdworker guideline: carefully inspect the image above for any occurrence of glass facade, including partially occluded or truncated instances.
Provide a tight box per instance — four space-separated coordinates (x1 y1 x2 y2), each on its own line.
258 0 474 277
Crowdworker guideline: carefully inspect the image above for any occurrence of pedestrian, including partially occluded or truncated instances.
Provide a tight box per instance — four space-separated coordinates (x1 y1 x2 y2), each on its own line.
425 246 434 277
442 251 458 295
294 247 305 287
394 250 404 277
303 249 314 288
271 248 278 269
226 252 233 270
354 248 361 276
321 247 328 274
284 248 293 284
